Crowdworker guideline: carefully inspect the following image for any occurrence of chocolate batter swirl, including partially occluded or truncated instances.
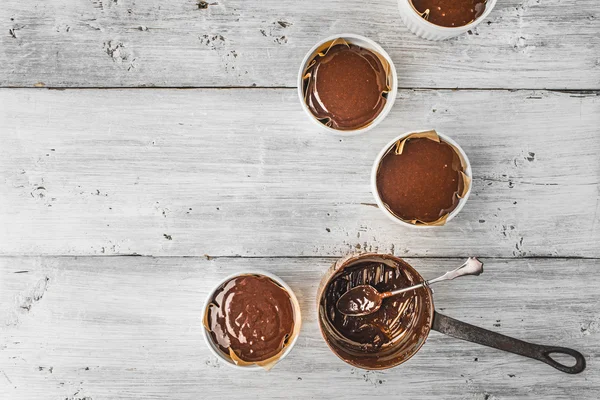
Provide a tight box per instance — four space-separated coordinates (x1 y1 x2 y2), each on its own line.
319 255 433 369
303 42 390 130
205 274 295 363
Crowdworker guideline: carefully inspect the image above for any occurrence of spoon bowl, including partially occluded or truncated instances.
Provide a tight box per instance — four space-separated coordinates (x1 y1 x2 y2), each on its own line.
336 285 384 316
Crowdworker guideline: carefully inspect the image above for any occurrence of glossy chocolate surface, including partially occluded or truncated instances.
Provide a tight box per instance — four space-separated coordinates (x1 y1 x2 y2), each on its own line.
206 274 295 363
336 285 381 316
377 137 464 223
303 43 389 130
411 0 486 27
319 255 433 369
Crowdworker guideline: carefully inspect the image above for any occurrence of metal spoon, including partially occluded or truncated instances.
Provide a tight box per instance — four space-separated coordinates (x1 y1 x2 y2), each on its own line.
336 257 484 316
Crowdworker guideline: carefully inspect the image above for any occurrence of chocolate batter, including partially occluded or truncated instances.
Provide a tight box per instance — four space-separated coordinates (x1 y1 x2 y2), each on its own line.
377 137 464 223
411 0 486 27
303 43 389 130
205 274 295 363
319 255 433 369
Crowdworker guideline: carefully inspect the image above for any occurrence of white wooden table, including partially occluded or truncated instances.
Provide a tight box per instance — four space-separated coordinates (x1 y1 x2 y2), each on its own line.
1 1 599 399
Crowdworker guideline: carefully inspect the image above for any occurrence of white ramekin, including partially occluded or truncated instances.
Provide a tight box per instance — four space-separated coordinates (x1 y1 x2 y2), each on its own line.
297 33 398 136
202 270 302 370
398 0 498 41
370 130 473 228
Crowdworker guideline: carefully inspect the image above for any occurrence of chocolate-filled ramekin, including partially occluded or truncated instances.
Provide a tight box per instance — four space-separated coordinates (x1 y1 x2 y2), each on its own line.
317 253 434 370
397 0 498 41
202 271 302 370
298 34 397 135
371 130 472 228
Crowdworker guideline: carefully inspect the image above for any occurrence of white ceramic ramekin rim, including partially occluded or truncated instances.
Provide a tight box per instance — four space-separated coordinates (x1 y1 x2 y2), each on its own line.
397 0 498 41
297 33 398 136
202 270 302 370
370 130 473 228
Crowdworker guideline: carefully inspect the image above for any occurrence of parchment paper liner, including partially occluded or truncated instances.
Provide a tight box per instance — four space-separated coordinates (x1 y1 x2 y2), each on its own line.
203 274 301 371
376 130 471 226
301 38 392 129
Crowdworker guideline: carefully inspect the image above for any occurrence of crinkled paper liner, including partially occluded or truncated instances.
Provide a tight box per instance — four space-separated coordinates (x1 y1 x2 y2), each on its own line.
301 38 392 128
203 276 301 371
378 130 471 226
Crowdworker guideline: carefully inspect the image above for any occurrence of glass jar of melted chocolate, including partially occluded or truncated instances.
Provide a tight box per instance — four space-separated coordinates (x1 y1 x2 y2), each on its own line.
203 273 300 368
318 254 434 369
410 0 487 27
300 36 395 132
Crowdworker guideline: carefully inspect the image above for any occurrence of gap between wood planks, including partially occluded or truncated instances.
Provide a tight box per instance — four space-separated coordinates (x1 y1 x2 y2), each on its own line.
1 87 599 94
1 255 599 260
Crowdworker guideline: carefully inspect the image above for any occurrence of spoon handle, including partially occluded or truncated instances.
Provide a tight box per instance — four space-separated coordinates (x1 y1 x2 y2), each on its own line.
427 257 484 285
384 282 427 297
385 257 483 297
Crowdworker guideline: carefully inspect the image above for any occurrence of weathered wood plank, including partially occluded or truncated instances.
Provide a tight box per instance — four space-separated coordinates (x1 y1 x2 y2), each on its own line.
1 88 599 257
0 256 598 399
1 0 599 89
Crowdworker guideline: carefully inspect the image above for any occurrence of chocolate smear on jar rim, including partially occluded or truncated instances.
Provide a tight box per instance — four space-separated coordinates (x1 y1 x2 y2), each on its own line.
203 274 300 370
376 130 471 226
318 254 433 370
410 0 487 28
302 38 392 131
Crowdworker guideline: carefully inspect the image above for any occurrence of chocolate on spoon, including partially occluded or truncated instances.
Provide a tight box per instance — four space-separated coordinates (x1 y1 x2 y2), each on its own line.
336 257 484 316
